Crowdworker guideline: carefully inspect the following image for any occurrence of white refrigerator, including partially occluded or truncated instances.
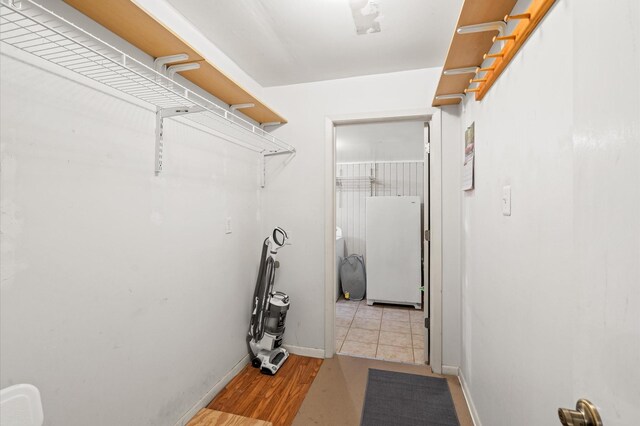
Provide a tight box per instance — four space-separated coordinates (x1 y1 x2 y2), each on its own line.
365 196 421 308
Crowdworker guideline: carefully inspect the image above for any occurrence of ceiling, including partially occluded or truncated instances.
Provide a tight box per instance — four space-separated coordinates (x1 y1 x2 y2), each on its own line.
165 0 463 87
336 120 425 163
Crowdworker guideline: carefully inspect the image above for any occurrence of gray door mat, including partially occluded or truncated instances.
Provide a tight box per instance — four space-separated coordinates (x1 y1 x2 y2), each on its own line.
361 369 460 426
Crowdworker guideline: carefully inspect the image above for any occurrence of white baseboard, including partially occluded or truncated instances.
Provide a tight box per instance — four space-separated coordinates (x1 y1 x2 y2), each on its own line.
459 370 481 426
283 344 325 359
174 354 250 426
442 365 460 376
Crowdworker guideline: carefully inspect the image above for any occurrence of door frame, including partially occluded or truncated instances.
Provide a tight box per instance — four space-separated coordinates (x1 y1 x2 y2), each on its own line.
423 121 431 364
323 108 444 373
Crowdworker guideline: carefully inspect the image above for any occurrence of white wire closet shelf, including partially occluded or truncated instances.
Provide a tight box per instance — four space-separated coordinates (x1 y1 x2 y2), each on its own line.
0 0 295 164
336 176 377 195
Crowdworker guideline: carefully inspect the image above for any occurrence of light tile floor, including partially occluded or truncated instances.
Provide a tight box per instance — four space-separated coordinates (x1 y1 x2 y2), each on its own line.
335 298 425 364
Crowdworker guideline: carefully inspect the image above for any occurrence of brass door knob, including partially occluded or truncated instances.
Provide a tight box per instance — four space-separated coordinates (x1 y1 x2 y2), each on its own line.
558 399 602 426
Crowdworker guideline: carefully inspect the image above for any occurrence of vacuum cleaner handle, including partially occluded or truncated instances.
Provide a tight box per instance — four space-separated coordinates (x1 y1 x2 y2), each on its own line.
268 227 290 260
271 227 289 247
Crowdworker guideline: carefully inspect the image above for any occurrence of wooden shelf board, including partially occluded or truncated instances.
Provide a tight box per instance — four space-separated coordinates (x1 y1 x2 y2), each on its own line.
433 0 557 107
432 0 517 107
63 0 286 124
475 0 557 101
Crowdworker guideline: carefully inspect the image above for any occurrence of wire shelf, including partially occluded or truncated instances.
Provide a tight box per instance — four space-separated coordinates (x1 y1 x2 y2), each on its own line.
336 176 377 194
0 0 295 155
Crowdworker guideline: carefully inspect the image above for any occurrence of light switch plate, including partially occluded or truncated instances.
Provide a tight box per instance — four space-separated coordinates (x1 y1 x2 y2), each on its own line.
502 186 511 216
225 217 232 234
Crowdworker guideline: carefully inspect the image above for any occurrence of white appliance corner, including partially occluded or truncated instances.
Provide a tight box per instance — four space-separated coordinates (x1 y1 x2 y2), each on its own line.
173 355 250 426
365 196 422 306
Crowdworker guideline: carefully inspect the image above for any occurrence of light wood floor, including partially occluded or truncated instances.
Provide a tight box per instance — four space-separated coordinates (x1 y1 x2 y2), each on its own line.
293 355 473 426
208 354 323 426
205 354 472 426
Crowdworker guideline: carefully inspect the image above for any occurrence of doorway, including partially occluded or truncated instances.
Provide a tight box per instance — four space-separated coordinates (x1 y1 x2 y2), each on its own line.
323 109 443 371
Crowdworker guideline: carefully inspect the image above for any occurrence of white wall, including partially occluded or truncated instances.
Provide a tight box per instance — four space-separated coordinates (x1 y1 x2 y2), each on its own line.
441 106 462 370
260 68 463 367
51 0 464 374
0 6 468 426
336 120 425 163
458 0 640 425
0 12 267 426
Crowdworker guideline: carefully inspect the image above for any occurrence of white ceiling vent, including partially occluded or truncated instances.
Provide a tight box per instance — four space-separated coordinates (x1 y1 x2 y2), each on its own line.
349 0 383 35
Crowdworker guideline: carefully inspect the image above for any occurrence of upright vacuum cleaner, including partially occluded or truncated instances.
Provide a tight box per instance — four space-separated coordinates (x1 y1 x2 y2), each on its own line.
247 227 291 375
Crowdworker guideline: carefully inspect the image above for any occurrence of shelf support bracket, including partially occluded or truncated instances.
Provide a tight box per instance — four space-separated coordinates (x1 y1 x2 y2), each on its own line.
153 53 189 74
154 105 206 175
259 150 295 188
259 154 266 188
155 108 164 175
260 122 282 129
230 103 255 112
167 63 200 79
159 106 205 118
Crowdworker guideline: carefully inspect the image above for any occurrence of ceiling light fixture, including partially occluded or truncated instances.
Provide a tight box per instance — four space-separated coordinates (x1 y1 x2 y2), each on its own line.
349 0 382 35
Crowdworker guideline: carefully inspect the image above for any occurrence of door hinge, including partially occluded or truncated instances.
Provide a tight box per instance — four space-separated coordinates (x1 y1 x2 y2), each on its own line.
425 317 430 329
424 229 431 241
425 142 430 154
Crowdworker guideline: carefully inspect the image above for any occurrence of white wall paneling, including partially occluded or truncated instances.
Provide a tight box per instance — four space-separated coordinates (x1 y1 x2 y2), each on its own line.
336 161 424 257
